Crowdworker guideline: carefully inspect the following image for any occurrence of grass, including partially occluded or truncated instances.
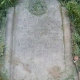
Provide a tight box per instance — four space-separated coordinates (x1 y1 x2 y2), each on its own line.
0 0 17 28
0 0 17 80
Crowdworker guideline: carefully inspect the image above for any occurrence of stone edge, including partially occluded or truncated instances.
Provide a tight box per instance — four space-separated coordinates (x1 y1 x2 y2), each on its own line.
61 7 78 79
4 7 14 80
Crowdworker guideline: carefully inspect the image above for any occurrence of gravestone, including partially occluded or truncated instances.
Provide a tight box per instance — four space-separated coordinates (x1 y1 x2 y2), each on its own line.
5 0 77 80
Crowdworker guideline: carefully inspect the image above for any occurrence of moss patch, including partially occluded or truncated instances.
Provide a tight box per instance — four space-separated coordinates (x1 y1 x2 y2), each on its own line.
28 0 47 16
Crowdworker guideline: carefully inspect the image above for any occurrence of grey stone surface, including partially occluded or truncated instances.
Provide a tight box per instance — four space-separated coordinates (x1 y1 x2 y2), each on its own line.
5 0 77 80
61 7 78 80
4 7 14 78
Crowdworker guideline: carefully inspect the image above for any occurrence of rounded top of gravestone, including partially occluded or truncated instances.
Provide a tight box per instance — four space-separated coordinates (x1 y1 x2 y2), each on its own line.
29 0 47 16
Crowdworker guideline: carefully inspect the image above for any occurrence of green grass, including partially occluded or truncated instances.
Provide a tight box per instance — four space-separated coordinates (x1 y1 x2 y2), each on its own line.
0 0 17 28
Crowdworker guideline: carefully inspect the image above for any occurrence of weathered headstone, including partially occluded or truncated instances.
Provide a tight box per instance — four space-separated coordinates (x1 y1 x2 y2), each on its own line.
5 0 77 80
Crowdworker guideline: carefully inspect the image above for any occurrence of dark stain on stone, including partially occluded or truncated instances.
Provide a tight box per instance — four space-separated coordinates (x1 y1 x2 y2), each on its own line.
48 66 61 79
23 64 31 73
12 57 21 66
12 57 31 73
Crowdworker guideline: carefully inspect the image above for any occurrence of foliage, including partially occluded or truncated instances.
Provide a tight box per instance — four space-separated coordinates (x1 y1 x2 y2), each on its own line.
64 75 75 80
60 0 80 3
0 0 16 9
0 0 17 28
0 69 8 80
66 1 80 29
66 1 80 56
73 42 80 56
0 43 4 57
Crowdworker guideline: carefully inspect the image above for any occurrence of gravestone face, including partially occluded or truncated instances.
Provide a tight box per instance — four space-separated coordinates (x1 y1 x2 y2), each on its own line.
29 0 47 15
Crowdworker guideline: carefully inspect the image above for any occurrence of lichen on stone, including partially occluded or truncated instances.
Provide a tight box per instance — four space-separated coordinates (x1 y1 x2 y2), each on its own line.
28 0 47 15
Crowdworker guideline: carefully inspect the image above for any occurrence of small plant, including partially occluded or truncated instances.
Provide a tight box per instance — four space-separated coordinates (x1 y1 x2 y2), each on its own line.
73 43 80 56
73 31 80 43
0 43 4 57
72 31 80 56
